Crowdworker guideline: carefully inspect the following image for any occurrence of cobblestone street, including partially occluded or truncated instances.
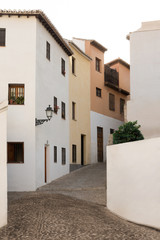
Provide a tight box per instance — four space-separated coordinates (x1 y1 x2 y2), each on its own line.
0 163 160 239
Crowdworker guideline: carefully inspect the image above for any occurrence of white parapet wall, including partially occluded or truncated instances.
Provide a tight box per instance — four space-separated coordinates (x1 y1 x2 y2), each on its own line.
0 100 8 228
107 137 160 229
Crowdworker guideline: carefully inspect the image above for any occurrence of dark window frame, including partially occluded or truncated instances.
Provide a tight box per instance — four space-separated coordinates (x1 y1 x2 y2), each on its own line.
61 58 65 76
72 145 77 163
109 93 115 111
120 98 125 114
72 57 75 74
96 87 102 97
0 28 5 46
54 97 58 114
7 142 24 164
95 57 101 72
54 146 57 163
72 102 76 120
8 84 24 105
61 102 65 119
46 41 50 60
62 148 66 165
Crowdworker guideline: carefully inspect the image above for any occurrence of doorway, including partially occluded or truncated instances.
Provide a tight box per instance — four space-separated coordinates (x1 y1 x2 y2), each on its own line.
81 135 85 165
97 127 103 162
44 145 48 183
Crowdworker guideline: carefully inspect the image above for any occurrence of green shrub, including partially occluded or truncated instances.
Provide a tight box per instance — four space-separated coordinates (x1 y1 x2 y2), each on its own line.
113 121 144 144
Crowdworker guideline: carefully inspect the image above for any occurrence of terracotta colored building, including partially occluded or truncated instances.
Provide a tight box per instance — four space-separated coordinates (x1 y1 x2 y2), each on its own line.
72 38 130 163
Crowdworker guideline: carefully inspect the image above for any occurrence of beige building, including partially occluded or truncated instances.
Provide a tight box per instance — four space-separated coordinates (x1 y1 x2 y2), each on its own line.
68 41 91 168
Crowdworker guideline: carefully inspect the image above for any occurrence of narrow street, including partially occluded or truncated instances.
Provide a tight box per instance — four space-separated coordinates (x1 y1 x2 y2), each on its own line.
0 163 160 239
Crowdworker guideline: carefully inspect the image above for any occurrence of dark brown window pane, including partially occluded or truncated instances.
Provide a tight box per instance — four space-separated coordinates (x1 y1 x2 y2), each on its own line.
46 41 50 60
95 58 101 72
7 142 24 163
109 93 115 111
72 102 76 120
54 97 58 113
61 58 65 75
72 57 75 74
61 102 65 119
0 29 5 46
120 98 125 114
96 87 101 97
72 145 76 163
54 146 57 163
62 148 66 165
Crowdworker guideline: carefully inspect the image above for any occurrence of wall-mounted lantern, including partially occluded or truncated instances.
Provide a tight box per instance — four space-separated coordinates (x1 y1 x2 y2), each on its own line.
35 105 53 126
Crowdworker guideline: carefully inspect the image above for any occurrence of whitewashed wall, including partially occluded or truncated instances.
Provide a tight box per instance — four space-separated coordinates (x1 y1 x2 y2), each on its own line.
127 23 160 138
90 111 122 163
0 101 7 228
107 137 160 229
35 20 69 189
0 16 36 191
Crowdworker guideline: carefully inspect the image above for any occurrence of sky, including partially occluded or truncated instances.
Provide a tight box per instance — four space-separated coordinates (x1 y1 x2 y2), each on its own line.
1 0 160 64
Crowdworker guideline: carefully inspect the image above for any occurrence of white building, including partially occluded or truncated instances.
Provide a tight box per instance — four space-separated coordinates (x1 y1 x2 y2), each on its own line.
0 10 73 191
0 101 7 228
127 20 160 138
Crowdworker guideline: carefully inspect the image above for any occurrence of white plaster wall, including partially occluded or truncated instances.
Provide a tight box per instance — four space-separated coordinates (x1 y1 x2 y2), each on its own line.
72 38 85 52
107 137 160 229
35 20 69 189
0 16 36 191
0 101 7 228
90 111 123 163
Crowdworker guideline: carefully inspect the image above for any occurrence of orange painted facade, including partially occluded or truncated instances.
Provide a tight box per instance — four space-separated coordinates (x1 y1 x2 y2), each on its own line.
85 41 130 121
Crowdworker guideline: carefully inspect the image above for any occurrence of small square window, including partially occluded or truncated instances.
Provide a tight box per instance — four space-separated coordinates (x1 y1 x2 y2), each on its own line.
8 84 24 105
7 142 24 163
109 93 115 111
95 57 101 72
54 146 57 163
61 58 65 76
0 28 5 46
96 87 102 97
62 148 66 165
46 41 50 60
61 102 65 119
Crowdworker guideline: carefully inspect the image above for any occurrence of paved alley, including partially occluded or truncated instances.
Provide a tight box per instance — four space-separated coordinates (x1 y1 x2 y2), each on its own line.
0 163 160 240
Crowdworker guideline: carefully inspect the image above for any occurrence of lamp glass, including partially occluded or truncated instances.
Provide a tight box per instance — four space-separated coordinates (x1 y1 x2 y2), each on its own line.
45 105 53 120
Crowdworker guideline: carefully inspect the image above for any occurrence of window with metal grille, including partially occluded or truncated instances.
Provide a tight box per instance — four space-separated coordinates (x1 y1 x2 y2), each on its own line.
72 57 75 74
8 84 24 105
72 145 76 163
7 142 24 163
61 58 65 75
72 102 76 120
95 57 101 72
46 41 50 60
96 87 102 97
54 146 57 163
109 93 115 111
120 98 125 114
62 148 66 165
0 28 5 46
61 102 65 119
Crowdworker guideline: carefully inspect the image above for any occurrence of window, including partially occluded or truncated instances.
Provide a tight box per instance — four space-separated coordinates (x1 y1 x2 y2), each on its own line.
120 98 125 114
72 145 77 163
7 142 24 163
110 129 115 134
72 102 76 120
61 58 65 76
95 57 101 72
96 87 102 97
46 41 50 60
8 84 24 105
0 28 5 46
72 57 75 74
54 146 57 163
109 93 115 111
54 97 58 114
62 148 66 165
61 102 65 119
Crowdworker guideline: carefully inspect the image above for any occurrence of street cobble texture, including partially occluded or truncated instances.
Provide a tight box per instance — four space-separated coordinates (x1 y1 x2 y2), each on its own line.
0 163 160 239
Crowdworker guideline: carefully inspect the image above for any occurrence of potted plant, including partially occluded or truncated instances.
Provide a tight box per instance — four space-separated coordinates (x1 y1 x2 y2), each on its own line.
9 96 15 104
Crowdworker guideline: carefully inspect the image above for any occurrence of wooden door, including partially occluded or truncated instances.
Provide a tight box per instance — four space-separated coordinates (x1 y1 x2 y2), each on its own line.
44 146 47 183
97 127 103 162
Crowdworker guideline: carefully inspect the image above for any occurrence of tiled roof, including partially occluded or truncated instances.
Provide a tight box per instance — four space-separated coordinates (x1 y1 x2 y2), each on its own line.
0 10 73 56
73 38 107 53
105 58 130 69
